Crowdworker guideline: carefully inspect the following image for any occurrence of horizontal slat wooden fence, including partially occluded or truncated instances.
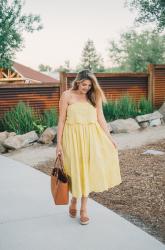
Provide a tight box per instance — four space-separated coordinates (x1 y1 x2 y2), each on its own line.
65 72 148 103
0 64 164 118
0 82 60 118
148 64 165 108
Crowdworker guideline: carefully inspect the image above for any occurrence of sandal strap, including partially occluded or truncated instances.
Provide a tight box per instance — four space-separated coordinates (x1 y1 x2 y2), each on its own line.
71 198 77 203
70 208 77 212
80 216 89 220
80 209 89 221
80 217 89 222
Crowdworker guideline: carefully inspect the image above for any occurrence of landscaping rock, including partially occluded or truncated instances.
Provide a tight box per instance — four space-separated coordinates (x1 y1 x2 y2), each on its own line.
3 131 39 150
0 143 6 153
159 102 165 122
38 127 57 144
0 131 17 145
3 136 23 149
20 131 39 145
142 149 165 155
149 118 161 127
8 132 16 137
0 131 9 143
135 111 163 123
107 123 113 133
160 118 165 125
110 118 140 133
139 121 149 128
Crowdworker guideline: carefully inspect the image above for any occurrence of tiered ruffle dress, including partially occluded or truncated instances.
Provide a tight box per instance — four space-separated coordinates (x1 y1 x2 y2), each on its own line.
62 101 122 198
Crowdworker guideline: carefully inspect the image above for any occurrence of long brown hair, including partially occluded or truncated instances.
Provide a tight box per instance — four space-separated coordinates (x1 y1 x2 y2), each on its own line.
70 69 107 107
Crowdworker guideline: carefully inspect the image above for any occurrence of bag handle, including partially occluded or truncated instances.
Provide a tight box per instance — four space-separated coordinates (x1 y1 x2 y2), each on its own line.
54 153 64 170
53 154 69 187
53 153 67 179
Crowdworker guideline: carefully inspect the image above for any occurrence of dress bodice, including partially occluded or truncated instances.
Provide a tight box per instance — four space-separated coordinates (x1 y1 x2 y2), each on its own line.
65 102 98 124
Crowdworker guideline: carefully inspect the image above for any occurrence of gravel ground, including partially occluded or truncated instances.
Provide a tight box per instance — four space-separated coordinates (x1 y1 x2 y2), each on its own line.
35 139 165 244
90 139 165 244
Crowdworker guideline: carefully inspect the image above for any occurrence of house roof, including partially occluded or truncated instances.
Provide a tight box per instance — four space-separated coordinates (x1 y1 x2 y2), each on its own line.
12 61 59 83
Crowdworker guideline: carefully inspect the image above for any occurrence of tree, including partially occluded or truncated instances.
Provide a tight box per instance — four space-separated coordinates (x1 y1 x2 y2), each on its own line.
125 0 165 32
79 39 105 72
108 29 165 72
38 64 52 72
54 60 72 72
0 0 43 69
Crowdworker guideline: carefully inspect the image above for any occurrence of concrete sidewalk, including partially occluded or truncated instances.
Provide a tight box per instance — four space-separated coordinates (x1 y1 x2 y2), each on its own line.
0 155 164 250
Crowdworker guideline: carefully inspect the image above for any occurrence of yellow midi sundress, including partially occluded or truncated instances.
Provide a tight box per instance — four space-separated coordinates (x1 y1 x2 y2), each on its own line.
62 101 122 198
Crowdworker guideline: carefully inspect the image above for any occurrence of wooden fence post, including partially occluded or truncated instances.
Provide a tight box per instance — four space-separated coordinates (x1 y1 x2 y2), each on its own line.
148 64 155 108
59 71 67 96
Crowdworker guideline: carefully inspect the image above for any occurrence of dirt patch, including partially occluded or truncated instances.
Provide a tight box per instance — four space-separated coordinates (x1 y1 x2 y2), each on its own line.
34 139 165 243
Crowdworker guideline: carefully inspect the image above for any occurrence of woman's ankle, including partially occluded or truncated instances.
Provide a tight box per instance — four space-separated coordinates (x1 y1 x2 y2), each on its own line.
80 207 87 211
71 197 77 203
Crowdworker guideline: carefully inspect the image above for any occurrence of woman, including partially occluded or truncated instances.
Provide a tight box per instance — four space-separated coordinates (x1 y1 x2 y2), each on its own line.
56 69 122 225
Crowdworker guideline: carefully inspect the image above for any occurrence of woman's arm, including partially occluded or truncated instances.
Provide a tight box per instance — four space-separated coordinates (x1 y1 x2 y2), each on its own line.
96 97 117 146
56 91 68 147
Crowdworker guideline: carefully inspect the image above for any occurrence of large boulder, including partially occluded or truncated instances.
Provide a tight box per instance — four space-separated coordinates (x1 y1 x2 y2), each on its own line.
38 127 57 144
149 118 161 127
110 118 140 133
0 131 17 143
135 111 163 123
159 102 165 122
139 121 149 128
3 131 39 150
0 131 9 143
107 122 113 133
0 144 6 153
0 131 16 153
3 136 22 150
20 131 39 146
8 132 17 137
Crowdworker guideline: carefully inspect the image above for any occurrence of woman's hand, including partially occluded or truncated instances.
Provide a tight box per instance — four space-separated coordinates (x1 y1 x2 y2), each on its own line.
110 139 118 150
56 143 64 160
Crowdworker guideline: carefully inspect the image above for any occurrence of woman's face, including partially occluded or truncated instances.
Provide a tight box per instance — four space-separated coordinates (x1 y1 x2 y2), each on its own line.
78 79 92 94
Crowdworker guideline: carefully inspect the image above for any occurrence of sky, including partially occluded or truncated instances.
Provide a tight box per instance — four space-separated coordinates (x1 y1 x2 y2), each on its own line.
15 0 139 71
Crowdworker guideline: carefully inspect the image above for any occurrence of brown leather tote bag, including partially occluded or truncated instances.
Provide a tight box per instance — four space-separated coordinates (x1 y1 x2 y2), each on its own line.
50 154 69 205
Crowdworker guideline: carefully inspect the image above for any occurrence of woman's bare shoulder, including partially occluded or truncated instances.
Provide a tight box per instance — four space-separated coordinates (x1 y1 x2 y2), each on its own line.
61 89 73 102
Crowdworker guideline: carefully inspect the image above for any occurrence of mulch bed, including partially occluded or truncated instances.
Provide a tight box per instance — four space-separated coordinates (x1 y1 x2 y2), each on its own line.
35 139 165 243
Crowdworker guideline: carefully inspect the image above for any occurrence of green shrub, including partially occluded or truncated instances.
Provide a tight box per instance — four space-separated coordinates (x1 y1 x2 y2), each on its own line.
103 94 154 121
0 119 5 132
116 95 137 119
138 96 153 115
1 101 37 134
103 94 138 121
103 100 118 122
1 101 58 135
31 112 46 135
41 108 58 127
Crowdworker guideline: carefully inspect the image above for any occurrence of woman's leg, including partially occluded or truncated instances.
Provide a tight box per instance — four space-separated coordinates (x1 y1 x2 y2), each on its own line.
70 196 77 209
80 195 89 217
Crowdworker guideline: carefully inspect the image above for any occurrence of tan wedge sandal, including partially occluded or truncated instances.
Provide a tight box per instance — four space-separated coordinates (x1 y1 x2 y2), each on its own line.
69 198 77 218
80 209 90 225
69 206 77 218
